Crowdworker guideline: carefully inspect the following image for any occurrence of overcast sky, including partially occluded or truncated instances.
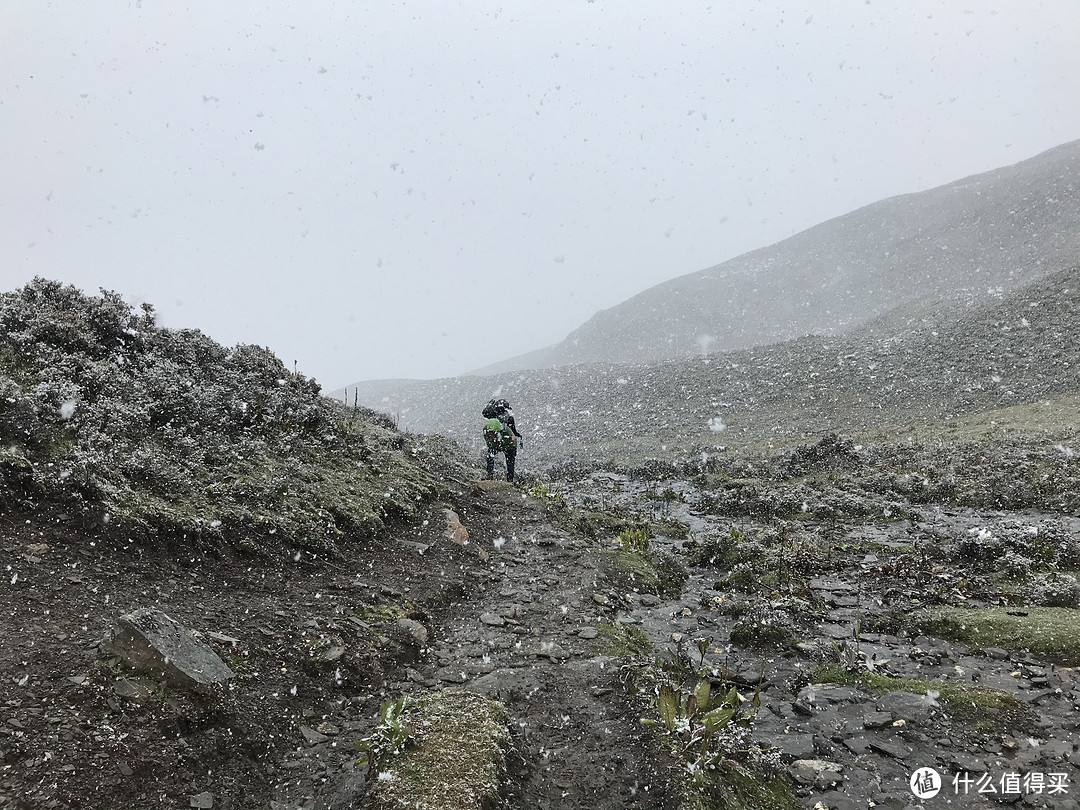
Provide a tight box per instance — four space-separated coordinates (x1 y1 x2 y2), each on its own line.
3 1 1079 389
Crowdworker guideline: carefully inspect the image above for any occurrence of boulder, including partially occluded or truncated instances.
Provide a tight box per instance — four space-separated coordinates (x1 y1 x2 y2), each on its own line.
100 607 234 690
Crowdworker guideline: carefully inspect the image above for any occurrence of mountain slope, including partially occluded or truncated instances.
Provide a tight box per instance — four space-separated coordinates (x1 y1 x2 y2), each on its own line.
348 264 1080 472
469 138 1080 374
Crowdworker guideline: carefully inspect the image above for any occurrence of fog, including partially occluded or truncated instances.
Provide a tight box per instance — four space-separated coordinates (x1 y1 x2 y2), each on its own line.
2 1 1078 388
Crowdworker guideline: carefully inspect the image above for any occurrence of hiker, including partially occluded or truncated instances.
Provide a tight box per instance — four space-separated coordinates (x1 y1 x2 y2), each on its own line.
482 398 523 482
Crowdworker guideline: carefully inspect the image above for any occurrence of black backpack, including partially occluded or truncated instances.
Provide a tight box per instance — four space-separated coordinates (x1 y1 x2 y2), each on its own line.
482 398 511 420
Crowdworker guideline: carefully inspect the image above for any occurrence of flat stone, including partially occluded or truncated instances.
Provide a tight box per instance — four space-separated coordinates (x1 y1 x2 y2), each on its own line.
787 759 844 788
300 725 329 745
578 627 599 639
867 737 911 759
771 732 816 760
842 735 871 755
863 711 894 730
876 691 938 722
189 793 214 809
798 685 864 706
592 593 611 606
947 753 987 773
100 607 234 690
479 613 506 627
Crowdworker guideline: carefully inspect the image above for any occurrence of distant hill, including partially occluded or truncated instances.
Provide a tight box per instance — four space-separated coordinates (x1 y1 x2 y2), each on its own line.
344 264 1080 472
465 138 1080 375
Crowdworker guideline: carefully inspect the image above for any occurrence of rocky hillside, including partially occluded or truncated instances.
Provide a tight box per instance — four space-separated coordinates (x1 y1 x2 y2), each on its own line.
0 278 451 550
345 263 1080 473
462 138 1080 374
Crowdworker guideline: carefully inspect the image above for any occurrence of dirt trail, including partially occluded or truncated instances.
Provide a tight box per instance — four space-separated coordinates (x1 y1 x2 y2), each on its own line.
5 467 1080 810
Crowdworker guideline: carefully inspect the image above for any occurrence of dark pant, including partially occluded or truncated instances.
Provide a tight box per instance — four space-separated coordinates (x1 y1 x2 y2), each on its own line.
486 448 517 482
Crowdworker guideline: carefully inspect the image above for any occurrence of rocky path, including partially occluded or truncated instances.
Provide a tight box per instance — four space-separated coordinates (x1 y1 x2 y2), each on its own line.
4 469 1079 810
554 471 1080 810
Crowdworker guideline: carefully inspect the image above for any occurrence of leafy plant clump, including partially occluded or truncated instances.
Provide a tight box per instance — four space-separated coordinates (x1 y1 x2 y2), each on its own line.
641 676 796 810
0 278 447 548
360 690 510 810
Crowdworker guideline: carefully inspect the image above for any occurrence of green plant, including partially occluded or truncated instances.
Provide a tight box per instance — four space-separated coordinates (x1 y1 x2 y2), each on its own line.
641 678 754 776
617 526 651 553
355 695 413 770
525 481 566 509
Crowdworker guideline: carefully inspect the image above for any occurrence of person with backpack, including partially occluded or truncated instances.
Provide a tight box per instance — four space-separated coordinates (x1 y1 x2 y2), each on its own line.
482 398 523 482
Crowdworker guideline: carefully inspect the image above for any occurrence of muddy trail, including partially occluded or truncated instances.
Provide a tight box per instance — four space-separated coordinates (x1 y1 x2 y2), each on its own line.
4 448 1080 810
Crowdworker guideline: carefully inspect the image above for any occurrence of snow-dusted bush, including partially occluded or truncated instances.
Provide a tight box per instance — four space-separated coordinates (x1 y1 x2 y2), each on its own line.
0 278 445 547
1029 573 1080 608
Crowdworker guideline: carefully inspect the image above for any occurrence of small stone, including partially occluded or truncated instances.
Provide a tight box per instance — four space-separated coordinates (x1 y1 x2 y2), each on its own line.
189 793 214 809
786 759 844 788
397 618 429 646
863 711 894 729
868 738 911 759
300 725 329 745
982 647 1011 660
578 627 599 639
479 613 506 627
534 642 570 661
592 593 611 606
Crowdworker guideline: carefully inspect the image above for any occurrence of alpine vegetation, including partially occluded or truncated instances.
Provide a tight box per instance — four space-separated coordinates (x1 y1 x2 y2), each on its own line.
0 278 446 550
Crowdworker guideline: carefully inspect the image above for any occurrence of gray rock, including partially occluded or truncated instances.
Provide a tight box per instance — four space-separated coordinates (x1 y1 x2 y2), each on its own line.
396 618 429 646
863 711 894 729
479 613 506 627
100 607 234 690
771 732 817 760
946 753 987 773
866 736 911 760
798 684 864 706
876 690 938 722
842 735 870 755
787 759 844 789
466 667 543 702
300 725 329 745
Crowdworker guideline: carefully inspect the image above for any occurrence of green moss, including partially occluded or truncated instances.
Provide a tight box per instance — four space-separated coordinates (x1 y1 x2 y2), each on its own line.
571 510 646 540
365 690 509 810
913 606 1080 665
599 546 687 600
811 665 1032 728
357 603 409 625
595 622 653 658
651 517 691 539
685 760 799 810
